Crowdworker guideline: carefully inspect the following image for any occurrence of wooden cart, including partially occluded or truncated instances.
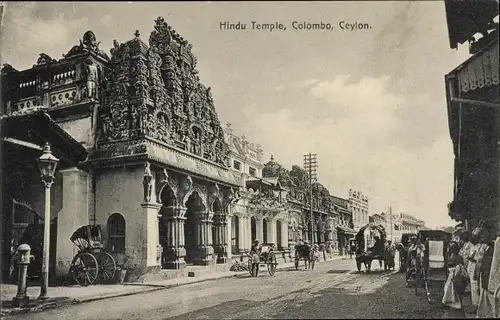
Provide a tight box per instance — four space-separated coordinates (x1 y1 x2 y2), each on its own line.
69 225 117 286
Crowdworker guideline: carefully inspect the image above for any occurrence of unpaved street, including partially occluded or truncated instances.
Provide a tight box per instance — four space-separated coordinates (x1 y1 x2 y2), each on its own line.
8 258 456 319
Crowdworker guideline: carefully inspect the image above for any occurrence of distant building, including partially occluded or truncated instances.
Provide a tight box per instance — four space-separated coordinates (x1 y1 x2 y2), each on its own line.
399 213 426 235
330 195 356 252
369 212 402 244
349 189 369 231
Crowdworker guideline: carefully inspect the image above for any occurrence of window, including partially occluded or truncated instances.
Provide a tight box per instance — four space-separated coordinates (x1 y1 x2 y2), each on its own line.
107 213 126 253
249 167 256 177
233 160 241 171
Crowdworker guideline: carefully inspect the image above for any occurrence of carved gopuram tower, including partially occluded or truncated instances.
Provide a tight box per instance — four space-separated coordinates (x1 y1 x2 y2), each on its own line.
1 17 241 282
87 18 241 276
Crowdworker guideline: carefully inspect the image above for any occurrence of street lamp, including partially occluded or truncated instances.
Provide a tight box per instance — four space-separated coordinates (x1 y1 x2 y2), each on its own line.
36 142 59 300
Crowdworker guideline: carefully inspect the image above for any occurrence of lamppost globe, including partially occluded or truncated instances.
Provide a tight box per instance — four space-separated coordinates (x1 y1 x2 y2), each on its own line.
37 143 59 185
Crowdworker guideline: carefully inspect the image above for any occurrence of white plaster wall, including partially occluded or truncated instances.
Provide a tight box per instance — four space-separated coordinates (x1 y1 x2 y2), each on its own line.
95 166 145 267
55 168 90 276
57 117 92 148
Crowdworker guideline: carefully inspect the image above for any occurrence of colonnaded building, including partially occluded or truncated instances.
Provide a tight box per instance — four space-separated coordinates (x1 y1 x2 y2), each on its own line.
1 18 357 281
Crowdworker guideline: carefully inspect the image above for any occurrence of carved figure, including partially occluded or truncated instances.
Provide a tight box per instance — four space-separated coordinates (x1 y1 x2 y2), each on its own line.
35 53 56 66
143 162 154 203
84 59 99 100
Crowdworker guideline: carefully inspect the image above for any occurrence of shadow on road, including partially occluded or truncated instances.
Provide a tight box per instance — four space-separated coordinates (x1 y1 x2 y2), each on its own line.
326 270 351 274
349 270 388 275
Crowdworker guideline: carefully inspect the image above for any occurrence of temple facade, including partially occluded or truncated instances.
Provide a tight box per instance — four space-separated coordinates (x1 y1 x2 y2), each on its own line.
223 123 290 257
1 19 243 280
1 17 357 282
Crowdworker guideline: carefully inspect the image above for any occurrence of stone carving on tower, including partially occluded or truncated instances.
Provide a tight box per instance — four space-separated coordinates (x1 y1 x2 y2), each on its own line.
97 18 230 167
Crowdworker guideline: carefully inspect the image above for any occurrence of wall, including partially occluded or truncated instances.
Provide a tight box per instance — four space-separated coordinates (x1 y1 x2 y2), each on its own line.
57 117 93 148
95 166 146 269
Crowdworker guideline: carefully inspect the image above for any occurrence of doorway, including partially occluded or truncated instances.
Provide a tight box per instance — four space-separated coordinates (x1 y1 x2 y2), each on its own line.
251 217 256 242
184 192 204 264
276 220 282 249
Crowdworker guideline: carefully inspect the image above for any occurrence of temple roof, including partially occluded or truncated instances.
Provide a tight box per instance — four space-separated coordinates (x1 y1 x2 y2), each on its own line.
1 108 88 164
262 155 281 178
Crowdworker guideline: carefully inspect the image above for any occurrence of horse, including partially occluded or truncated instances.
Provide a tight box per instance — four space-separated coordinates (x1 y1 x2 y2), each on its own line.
294 244 315 270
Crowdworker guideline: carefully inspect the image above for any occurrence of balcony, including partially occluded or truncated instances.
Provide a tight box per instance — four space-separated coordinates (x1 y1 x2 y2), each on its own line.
445 37 499 110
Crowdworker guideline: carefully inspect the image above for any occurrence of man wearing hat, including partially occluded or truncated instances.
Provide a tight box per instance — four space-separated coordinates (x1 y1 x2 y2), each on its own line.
406 235 424 283
249 239 261 277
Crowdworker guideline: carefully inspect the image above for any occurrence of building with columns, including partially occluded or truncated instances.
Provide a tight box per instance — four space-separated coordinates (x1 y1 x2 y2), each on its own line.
349 189 370 231
399 213 426 235
261 158 339 249
1 19 244 281
330 195 355 253
222 125 290 258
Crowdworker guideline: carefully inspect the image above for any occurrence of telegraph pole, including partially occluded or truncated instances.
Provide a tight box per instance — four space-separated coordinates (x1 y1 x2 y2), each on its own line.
389 206 393 243
303 153 317 245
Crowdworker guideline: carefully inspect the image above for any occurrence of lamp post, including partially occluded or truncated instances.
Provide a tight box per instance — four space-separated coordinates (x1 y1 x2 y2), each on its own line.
36 143 59 300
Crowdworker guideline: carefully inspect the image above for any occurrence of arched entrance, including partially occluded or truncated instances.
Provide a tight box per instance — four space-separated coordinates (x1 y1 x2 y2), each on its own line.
185 191 205 264
251 217 257 242
159 185 177 269
276 220 282 249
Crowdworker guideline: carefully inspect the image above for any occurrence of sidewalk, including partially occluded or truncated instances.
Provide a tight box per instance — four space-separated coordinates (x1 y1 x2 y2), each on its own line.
1 255 343 317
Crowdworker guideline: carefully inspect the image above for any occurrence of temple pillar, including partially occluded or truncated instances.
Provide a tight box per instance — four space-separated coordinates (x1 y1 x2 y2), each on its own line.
244 216 251 250
267 219 275 244
161 206 186 270
281 220 289 249
226 214 233 260
256 217 264 243
55 168 90 277
213 212 227 264
195 211 214 266
237 215 246 253
141 202 162 268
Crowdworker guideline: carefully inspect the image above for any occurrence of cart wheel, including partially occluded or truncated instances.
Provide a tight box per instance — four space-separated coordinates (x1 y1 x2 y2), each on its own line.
267 253 277 276
71 252 99 286
96 252 116 282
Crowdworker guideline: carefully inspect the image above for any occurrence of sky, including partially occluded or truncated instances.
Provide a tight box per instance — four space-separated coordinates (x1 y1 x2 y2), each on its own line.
1 1 473 229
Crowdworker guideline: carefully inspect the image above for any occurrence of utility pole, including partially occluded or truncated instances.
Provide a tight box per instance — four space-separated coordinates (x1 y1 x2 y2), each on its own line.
303 153 317 245
389 206 393 243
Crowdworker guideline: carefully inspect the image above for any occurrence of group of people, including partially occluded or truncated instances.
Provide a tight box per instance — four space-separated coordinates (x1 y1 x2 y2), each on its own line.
403 235 426 283
442 227 497 318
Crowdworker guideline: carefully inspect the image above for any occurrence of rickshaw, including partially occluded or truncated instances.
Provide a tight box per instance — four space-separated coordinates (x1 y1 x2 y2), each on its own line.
417 229 452 302
69 225 117 286
294 243 314 270
247 243 278 277
355 223 387 272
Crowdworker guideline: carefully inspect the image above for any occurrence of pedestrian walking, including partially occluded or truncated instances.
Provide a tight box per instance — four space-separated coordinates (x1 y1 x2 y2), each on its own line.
442 241 466 309
385 240 396 271
467 228 483 308
476 227 496 318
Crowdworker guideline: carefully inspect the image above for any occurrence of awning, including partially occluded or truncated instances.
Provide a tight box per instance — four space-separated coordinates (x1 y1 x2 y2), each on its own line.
337 226 356 235
1 108 88 164
444 0 499 49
